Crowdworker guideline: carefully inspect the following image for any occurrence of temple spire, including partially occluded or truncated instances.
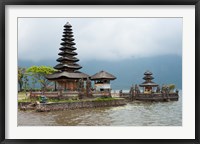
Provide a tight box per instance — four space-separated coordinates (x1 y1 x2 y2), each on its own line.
54 22 82 72
46 22 89 91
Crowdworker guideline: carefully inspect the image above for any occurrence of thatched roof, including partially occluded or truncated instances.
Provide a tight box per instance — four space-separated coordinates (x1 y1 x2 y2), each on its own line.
143 75 154 80
59 46 76 51
46 71 89 80
56 57 79 62
140 71 157 87
64 22 72 27
54 63 82 70
144 71 153 75
139 82 158 87
90 70 116 80
58 51 77 56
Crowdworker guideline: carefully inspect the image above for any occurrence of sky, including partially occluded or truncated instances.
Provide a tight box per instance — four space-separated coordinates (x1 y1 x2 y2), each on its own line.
18 18 182 62
18 18 183 89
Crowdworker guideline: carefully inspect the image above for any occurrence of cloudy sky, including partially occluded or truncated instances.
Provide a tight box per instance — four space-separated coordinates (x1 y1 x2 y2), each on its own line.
18 18 182 62
18 18 183 89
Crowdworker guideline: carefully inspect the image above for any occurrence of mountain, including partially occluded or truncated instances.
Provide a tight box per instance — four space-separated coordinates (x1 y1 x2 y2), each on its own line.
18 55 182 90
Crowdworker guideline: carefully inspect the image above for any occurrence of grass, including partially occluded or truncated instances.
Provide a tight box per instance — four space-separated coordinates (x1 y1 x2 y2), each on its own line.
18 92 33 103
18 98 77 103
18 92 29 100
47 99 79 103
18 91 123 103
93 97 116 102
18 99 33 103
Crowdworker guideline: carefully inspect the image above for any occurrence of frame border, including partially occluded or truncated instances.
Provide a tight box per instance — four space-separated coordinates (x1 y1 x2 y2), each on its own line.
1 0 199 144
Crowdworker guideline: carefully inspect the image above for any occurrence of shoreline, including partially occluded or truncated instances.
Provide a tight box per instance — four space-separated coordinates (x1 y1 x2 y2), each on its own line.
19 98 126 112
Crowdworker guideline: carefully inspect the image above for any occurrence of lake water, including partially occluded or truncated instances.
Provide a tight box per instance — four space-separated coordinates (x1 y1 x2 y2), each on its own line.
18 91 182 126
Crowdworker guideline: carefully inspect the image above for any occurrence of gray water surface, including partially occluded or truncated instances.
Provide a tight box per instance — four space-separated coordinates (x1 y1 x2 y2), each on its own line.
18 93 182 126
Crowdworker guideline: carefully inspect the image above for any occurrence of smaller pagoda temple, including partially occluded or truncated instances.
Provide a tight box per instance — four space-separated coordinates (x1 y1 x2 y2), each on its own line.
122 70 179 102
139 71 158 93
90 70 116 92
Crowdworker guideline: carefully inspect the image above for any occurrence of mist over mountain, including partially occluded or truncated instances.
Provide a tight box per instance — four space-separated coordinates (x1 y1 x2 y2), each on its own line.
18 55 182 90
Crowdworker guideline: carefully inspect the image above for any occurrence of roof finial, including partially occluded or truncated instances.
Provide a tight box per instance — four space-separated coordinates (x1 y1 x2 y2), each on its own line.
64 22 72 27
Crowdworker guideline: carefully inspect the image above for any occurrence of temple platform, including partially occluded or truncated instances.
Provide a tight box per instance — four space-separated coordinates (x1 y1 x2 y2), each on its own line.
120 92 179 102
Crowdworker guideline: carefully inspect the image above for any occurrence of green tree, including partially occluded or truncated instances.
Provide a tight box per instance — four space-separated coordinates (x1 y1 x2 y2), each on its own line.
26 66 56 91
168 84 175 92
162 84 176 93
18 67 26 91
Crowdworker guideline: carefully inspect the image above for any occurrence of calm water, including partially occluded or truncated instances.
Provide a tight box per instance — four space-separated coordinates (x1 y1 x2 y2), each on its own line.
18 92 182 126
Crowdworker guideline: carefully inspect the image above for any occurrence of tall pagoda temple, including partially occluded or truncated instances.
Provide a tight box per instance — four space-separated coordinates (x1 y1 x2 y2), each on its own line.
139 71 158 93
46 22 89 91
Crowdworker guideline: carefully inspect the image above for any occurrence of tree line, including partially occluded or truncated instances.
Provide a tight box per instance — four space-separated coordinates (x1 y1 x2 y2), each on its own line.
18 65 56 92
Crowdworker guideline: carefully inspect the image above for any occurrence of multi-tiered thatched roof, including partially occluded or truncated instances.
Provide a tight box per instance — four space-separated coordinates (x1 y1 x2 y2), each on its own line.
139 70 158 87
46 22 89 80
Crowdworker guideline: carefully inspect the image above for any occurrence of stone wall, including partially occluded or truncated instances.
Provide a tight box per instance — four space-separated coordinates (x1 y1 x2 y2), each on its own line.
36 99 126 112
120 92 179 102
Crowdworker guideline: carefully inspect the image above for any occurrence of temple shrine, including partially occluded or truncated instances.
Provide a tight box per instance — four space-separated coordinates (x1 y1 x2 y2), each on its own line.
139 71 158 93
90 70 116 92
46 22 89 91
119 70 179 102
29 21 179 103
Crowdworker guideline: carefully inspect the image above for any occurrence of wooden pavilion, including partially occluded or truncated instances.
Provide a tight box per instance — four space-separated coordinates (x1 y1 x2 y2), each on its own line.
46 22 89 91
90 70 116 92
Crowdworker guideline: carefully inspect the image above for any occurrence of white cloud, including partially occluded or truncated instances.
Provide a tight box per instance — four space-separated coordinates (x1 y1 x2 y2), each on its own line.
18 18 182 62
